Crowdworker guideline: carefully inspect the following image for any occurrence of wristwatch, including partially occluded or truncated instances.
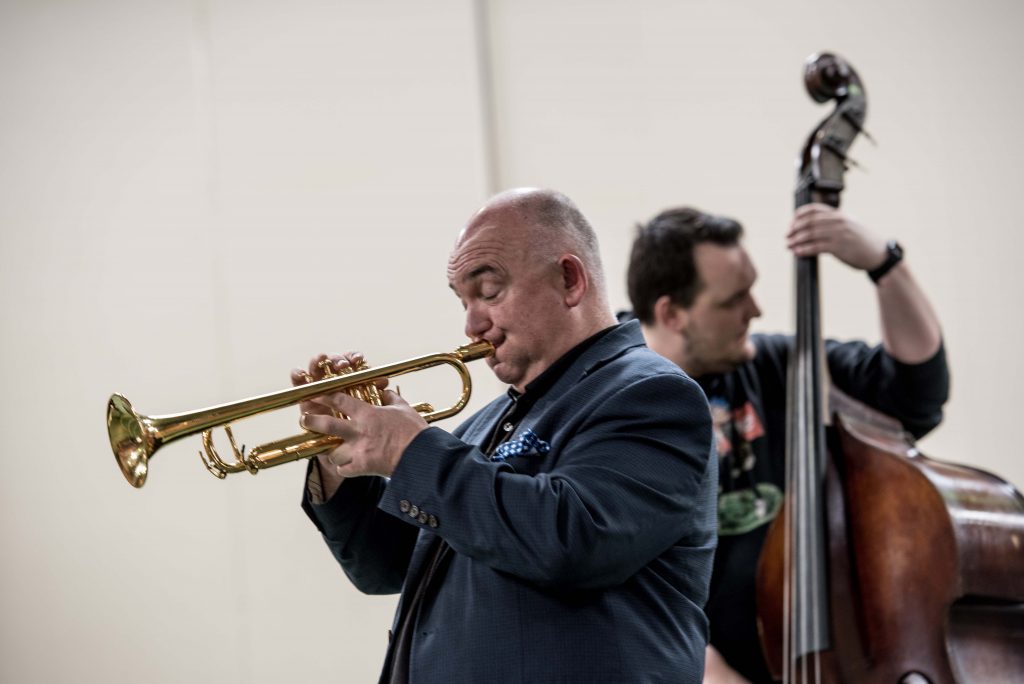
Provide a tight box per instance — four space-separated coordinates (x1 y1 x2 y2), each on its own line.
868 240 904 284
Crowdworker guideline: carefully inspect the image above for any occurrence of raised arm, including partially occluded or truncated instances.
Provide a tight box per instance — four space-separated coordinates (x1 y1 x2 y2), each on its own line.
788 203 942 363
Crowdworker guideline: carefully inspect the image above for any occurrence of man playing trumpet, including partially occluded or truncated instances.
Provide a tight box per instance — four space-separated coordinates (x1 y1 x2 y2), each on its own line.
294 189 718 683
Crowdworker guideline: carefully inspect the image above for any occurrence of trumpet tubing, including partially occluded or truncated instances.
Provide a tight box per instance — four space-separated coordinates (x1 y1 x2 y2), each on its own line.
107 340 494 488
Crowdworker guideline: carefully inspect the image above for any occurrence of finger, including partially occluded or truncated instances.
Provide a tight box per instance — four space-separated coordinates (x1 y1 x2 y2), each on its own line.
330 352 367 374
793 204 814 221
790 210 838 233
789 237 829 257
334 461 362 478
316 451 351 478
787 224 825 247
299 402 335 417
308 390 371 417
300 412 359 440
792 204 820 225
788 214 819 238
305 394 342 413
790 203 839 232
333 454 375 478
291 367 317 387
380 389 410 408
308 353 348 378
321 354 351 377
323 446 352 469
302 354 324 379
342 351 366 367
307 351 368 378
324 354 363 376
795 202 835 217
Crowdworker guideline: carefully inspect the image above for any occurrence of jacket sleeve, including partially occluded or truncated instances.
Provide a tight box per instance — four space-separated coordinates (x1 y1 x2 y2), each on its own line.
302 464 420 595
377 370 716 591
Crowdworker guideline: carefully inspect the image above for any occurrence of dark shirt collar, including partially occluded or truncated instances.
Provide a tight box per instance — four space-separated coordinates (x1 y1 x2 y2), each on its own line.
695 373 722 393
482 323 618 455
507 323 619 404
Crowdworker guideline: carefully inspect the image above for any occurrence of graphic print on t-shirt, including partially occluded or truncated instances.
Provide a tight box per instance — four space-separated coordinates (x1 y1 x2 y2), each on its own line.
708 397 782 536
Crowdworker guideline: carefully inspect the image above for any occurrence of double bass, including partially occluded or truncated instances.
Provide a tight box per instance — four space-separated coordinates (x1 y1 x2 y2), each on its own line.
755 53 1024 683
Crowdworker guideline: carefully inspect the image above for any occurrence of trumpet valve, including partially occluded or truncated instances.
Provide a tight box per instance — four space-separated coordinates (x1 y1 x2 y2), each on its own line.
315 357 384 407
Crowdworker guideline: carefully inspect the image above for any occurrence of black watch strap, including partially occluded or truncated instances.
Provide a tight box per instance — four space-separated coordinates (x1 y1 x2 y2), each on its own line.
868 240 904 284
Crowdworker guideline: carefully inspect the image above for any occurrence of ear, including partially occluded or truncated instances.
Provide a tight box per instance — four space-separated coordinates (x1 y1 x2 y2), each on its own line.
558 255 588 307
653 294 688 331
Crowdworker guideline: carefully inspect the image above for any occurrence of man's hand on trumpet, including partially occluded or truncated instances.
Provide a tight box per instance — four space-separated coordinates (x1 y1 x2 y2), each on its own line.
291 352 429 483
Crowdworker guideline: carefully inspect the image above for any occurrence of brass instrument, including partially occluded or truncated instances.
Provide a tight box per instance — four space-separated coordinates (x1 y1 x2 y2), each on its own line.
107 340 494 488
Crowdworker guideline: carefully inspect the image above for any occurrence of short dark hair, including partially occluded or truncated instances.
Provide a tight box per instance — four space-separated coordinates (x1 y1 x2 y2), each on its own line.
627 207 744 324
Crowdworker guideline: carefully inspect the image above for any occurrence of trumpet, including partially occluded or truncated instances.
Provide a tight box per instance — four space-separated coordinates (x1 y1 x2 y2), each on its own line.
107 340 494 488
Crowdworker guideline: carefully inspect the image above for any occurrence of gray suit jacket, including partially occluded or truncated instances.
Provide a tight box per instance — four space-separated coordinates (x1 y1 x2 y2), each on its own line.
304 320 717 683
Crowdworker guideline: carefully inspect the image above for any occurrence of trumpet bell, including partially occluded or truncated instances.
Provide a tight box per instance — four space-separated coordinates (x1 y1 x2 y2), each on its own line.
107 393 153 488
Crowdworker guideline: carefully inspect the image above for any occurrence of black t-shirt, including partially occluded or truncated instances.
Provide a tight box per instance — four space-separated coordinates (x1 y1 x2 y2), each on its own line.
698 333 950 683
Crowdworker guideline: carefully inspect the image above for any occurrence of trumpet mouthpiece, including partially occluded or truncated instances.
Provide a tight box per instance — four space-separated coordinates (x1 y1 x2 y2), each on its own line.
458 340 496 362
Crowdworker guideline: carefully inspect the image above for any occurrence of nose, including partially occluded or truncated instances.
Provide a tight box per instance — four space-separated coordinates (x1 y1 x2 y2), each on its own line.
745 294 762 322
464 302 491 340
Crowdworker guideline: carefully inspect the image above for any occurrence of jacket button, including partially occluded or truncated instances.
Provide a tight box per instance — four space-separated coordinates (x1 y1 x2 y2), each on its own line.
399 500 411 513
417 512 428 524
409 505 420 518
428 515 439 528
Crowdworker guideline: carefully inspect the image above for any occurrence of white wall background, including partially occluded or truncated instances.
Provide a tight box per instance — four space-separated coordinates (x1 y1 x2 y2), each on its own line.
1 1 1021 682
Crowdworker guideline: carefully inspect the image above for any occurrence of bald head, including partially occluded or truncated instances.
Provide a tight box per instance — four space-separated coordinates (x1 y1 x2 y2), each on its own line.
446 188 616 390
458 188 607 295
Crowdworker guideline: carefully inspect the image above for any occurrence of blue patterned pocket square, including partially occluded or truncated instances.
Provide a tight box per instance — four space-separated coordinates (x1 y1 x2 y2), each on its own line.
491 428 551 462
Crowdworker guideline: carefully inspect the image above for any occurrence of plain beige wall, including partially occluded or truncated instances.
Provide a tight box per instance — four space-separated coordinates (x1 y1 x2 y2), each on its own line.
2 1 1021 682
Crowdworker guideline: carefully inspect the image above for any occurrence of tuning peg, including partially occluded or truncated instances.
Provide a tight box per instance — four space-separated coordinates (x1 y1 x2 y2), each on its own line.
841 110 877 145
820 135 869 173
844 156 868 173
